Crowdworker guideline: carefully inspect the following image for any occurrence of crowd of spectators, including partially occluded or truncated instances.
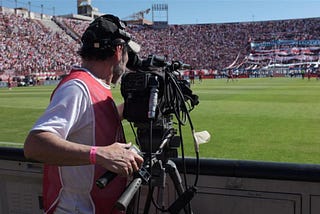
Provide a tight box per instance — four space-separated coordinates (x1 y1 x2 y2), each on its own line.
129 18 320 70
0 11 81 81
1 9 320 81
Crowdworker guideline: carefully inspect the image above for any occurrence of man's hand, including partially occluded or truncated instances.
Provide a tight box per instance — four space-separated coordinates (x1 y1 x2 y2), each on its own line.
96 143 144 176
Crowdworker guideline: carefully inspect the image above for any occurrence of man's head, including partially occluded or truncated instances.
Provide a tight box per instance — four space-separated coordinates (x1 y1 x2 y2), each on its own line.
79 14 140 60
79 14 140 83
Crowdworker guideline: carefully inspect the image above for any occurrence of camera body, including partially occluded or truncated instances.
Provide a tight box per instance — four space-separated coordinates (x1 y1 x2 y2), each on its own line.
121 54 199 153
122 55 198 122
121 70 165 123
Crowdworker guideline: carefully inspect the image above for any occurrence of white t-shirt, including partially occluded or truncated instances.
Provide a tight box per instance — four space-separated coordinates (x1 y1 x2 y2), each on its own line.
32 70 111 214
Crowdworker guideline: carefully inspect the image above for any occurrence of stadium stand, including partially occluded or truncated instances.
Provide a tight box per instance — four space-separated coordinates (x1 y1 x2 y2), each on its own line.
1 6 320 84
0 8 81 83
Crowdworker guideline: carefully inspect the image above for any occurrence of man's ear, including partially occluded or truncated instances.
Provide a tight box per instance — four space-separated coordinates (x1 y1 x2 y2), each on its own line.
114 45 123 61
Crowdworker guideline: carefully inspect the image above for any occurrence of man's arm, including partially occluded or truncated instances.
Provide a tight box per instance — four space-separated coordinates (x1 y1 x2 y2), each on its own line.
24 130 91 165
24 130 144 176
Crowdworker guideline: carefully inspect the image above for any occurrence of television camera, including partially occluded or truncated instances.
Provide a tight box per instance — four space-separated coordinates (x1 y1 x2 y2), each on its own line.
97 52 203 214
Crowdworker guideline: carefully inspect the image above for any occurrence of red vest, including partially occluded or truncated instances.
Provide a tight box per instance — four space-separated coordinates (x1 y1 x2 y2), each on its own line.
43 69 127 214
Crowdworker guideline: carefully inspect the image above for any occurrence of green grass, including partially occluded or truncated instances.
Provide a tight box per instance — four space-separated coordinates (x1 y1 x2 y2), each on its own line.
1 77 320 164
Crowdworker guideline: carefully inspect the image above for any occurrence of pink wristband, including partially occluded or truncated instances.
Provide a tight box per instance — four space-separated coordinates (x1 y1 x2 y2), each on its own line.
90 146 97 164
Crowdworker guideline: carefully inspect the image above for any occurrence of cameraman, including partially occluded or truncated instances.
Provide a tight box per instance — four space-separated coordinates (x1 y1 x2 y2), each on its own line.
24 14 143 214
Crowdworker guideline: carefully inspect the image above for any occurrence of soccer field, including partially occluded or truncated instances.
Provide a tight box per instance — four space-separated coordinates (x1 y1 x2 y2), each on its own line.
1 77 320 164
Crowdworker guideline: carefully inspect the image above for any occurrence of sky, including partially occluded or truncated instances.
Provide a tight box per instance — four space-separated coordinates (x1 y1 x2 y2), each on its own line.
2 0 320 24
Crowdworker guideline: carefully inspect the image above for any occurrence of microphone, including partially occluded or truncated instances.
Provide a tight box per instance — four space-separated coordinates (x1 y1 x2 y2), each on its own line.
181 63 191 70
172 61 191 70
148 76 159 119
96 171 117 189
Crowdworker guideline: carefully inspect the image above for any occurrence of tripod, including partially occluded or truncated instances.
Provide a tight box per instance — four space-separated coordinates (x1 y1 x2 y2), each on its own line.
116 132 195 214
141 158 191 214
